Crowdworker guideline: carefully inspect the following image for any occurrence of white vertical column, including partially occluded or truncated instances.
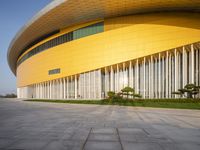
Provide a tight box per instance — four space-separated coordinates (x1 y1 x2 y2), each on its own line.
75 75 77 99
169 53 172 98
162 56 165 98
148 60 151 98
166 51 169 98
45 82 47 98
43 83 44 98
53 80 55 99
83 73 86 99
94 71 96 99
99 70 102 99
66 77 69 99
143 57 146 98
54 80 57 99
44 82 47 99
39 83 40 98
49 81 52 99
136 59 139 94
41 83 43 99
61 79 63 99
36 83 39 98
44 82 46 99
49 82 50 99
38 84 39 99
158 53 161 98
54 80 56 99
45 82 46 99
105 67 108 96
191 44 195 83
47 82 48 99
46 82 48 99
52 80 54 99
177 53 180 90
154 58 157 98
48 81 49 99
198 47 200 87
42 83 44 98
40 83 41 98
123 63 126 88
40 83 42 99
35 84 37 98
63 78 66 99
70 76 73 99
88 72 91 99
38 83 40 99
59 79 62 99
129 61 132 88
174 49 178 98
195 48 199 86
47 81 49 99
42 83 44 99
43 82 46 98
50 81 51 99
117 64 119 92
55 80 57 99
110 66 114 91
38 83 40 98
182 47 186 88
151 56 154 98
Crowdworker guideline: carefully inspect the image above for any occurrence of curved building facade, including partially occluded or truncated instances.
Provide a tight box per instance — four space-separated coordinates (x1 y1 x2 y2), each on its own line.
8 0 200 99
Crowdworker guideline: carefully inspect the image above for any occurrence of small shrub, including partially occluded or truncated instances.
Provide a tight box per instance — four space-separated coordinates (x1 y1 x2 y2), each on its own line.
134 94 142 98
107 91 115 99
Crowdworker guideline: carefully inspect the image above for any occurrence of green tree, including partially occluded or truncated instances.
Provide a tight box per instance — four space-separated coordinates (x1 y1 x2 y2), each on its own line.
121 86 135 99
172 83 200 99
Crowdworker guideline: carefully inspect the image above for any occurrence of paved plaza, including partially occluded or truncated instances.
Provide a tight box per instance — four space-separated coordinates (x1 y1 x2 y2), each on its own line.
0 98 200 150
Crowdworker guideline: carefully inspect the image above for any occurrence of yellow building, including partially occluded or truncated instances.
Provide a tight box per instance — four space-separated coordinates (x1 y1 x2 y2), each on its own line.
8 0 200 99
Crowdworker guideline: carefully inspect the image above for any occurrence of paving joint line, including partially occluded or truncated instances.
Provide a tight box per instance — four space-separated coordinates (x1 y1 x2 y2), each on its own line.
116 128 124 150
82 127 92 150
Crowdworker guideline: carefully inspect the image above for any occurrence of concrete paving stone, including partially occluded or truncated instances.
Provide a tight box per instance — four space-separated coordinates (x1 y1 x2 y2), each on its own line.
88 133 119 142
0 139 16 149
71 129 90 140
160 142 200 150
143 128 164 137
0 130 20 138
173 143 200 150
152 125 200 143
119 134 137 142
159 143 182 150
7 139 50 150
122 142 163 150
136 136 173 143
118 128 147 136
84 141 122 150
104 122 118 128
15 130 64 140
43 140 84 150
91 128 117 134
42 140 67 150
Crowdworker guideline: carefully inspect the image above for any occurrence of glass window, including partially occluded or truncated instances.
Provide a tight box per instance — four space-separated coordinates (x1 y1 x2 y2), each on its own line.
48 68 60 75
17 22 104 67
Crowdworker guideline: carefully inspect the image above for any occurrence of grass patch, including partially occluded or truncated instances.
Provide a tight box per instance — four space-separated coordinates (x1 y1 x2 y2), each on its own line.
24 98 200 110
